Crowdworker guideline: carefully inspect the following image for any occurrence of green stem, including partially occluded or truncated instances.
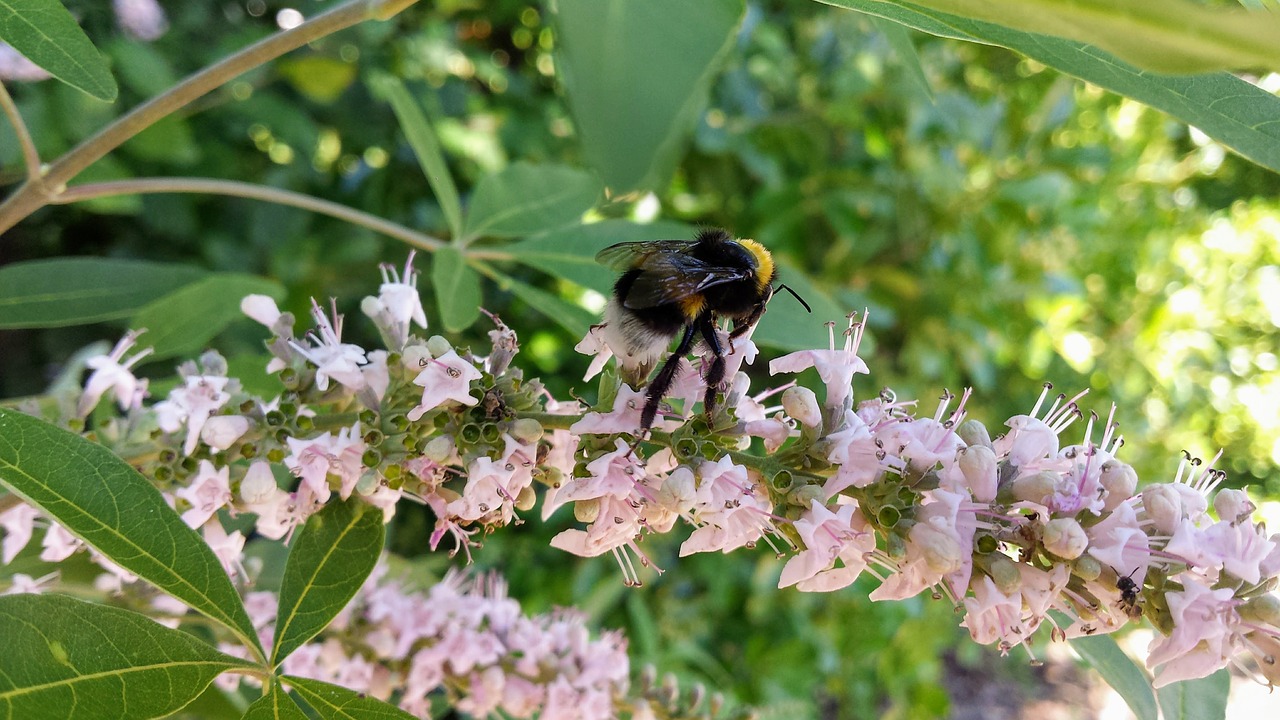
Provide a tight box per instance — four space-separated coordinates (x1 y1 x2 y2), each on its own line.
53 178 447 253
0 0 421 236
0 81 41 183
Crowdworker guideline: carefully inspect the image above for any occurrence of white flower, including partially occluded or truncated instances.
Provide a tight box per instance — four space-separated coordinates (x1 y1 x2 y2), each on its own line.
770 311 869 410
290 299 368 392
406 350 482 421
154 375 232 455
78 330 152 417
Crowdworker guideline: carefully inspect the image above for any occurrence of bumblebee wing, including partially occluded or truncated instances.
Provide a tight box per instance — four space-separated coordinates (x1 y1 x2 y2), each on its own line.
622 254 753 310
594 240 696 270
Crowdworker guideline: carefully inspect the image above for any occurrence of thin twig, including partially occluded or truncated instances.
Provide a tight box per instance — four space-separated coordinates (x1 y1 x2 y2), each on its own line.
53 177 447 253
0 0 420 236
0 81 42 183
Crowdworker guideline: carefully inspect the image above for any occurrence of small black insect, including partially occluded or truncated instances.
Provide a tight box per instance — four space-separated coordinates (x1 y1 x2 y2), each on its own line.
1117 570 1142 619
596 228 809 429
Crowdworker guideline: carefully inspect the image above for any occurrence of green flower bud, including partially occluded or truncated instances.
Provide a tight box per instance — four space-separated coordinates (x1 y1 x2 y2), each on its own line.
510 418 544 444
422 435 455 463
574 498 600 523
426 335 453 358
1043 517 1088 559
515 486 538 512
957 419 992 449
989 555 1022 595
1073 555 1103 582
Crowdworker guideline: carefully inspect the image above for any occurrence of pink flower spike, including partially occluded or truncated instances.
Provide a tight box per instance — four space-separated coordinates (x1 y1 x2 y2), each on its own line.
406 350 483 421
78 330 152 417
769 311 870 410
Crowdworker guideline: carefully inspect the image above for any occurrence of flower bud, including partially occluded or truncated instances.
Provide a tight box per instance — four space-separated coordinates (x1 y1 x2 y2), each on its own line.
200 415 250 450
400 343 432 371
1043 517 1088 559
911 523 964 574
957 419 992 449
1009 471 1058 504
239 461 277 504
658 467 696 509
356 469 380 495
1098 460 1137 511
241 295 282 327
574 498 600 523
510 418 544 445
1142 484 1183 534
1214 488 1255 524
1073 555 1102 582
989 555 1022 595
958 445 998 502
782 386 822 428
515 486 538 512
422 435 454 463
787 484 825 508
426 335 453 358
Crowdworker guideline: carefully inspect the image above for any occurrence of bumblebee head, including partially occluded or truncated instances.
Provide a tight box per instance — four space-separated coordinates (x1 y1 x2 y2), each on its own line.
734 238 776 293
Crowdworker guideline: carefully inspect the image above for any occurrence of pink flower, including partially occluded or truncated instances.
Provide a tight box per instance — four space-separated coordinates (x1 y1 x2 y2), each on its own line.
78 330 152 417
961 576 1024 647
769 312 870 410
360 252 428 350
203 521 246 579
40 523 82 562
680 457 775 556
1086 502 1149 583
114 0 168 41
542 439 641 519
574 325 614 381
283 424 366 503
154 375 232 455
0 503 39 563
290 300 368 393
823 411 893 496
406 350 483 421
1146 573 1240 687
779 500 875 592
569 384 649 435
175 460 232 528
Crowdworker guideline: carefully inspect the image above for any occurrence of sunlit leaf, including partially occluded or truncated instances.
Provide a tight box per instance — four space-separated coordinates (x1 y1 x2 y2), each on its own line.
1069 633 1157 720
885 0 1280 74
371 75 464 239
0 409 262 656
825 0 1280 174
0 259 205 329
553 0 744 193
284 676 417 720
279 56 357 104
0 0 117 101
131 273 285 362
431 246 483 333
272 499 384 666
0 593 254 720
461 163 601 241
1157 669 1230 720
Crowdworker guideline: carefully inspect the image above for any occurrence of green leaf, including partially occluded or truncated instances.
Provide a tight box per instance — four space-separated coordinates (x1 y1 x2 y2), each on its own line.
242 679 309 720
370 75 464 239
491 270 596 338
870 17 933 101
0 594 254 720
885 0 1280 74
283 676 417 720
825 1 1280 175
0 409 262 658
1156 669 1230 720
507 219 695 293
754 261 848 351
0 258 206 329
553 0 744 193
1069 633 1157 720
461 162 602 241
131 273 286 362
271 499 384 667
430 246 483 333
0 0 117 101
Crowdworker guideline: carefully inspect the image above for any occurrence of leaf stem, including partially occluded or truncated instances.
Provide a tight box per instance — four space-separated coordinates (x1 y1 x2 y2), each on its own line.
52 177 447 253
0 0 420 236
0 81 42 184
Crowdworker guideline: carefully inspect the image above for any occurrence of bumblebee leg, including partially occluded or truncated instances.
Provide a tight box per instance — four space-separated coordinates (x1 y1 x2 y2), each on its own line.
642 323 698 430
729 301 766 340
698 316 727 422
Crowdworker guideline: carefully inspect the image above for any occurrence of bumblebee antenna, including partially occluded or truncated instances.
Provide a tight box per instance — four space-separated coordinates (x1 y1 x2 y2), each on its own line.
775 283 812 313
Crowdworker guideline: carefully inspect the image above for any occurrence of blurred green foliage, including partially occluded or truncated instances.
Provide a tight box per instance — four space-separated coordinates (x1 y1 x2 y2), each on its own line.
2 0 1278 717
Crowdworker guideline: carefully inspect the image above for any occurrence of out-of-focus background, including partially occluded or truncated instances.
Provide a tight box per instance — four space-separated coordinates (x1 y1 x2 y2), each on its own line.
1 1 1277 717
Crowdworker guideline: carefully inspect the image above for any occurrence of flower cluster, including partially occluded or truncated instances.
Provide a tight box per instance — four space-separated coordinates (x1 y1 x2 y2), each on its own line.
3 253 1277 711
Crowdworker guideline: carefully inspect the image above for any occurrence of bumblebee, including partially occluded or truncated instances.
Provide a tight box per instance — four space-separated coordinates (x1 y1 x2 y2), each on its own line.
596 228 808 429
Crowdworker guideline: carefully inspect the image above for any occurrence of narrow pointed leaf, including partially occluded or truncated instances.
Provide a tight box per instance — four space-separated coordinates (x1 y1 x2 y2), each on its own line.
0 594 254 720
824 1 1280 175
0 0 117 101
0 409 262 657
507 219 694 293
1069 633 1157 720
271 499 384 666
371 75 464 239
283 676 417 720
242 679 309 720
0 259 206 329
1156 669 1230 720
553 0 744 193
870 17 933 101
131 274 285 362
461 163 601 241
431 246 483 333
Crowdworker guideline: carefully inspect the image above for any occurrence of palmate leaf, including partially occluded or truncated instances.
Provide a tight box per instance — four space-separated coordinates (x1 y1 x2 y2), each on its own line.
0 594 254 720
0 409 262 658
0 0 116 101
823 0 1280 175
271 499 384 667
